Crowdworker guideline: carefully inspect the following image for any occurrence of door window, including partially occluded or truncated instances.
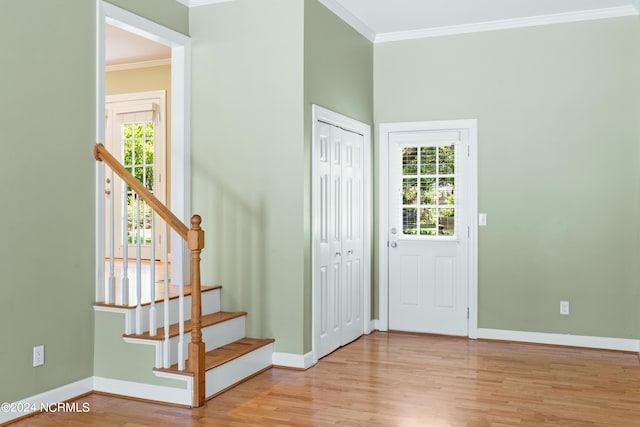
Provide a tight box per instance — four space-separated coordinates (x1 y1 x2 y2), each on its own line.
401 144 456 237
121 121 155 245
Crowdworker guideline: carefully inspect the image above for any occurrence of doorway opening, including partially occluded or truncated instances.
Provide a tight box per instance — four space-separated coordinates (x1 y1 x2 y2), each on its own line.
96 1 191 302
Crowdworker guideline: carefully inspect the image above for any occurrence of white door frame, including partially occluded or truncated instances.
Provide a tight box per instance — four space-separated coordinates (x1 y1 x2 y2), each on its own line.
378 120 478 338
312 105 372 364
95 1 191 300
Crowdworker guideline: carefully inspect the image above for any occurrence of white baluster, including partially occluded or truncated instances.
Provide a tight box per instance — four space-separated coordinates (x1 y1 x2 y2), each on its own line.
121 179 129 307
135 194 142 335
149 212 156 336
108 169 116 304
178 269 185 371
163 222 170 368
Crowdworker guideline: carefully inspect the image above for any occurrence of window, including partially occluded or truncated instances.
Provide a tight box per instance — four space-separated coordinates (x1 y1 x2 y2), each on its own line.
122 121 155 244
401 144 456 237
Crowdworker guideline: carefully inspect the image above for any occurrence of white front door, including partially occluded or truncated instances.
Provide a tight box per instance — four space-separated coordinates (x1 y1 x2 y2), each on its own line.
314 121 364 359
388 129 470 335
105 92 166 260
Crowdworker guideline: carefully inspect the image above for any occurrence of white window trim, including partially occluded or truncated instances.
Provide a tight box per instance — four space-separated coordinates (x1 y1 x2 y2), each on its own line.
378 119 478 338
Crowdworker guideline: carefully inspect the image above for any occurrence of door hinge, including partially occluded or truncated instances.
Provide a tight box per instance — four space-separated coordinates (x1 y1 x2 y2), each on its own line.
467 226 470 238
468 145 470 156
467 308 469 319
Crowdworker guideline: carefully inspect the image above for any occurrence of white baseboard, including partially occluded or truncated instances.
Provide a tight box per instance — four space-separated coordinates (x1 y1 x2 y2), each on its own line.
366 320 376 334
92 376 192 406
272 351 314 369
478 328 640 352
373 319 387 332
0 378 93 425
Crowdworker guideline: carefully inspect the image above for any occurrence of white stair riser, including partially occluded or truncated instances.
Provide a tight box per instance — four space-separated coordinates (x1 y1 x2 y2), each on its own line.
205 343 273 398
133 289 221 334
158 316 246 367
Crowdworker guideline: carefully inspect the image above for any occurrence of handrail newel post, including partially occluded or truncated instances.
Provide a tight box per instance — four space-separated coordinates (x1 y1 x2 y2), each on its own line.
187 214 205 407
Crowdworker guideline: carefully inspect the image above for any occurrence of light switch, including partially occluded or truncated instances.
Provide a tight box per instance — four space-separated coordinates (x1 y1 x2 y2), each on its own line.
479 213 487 226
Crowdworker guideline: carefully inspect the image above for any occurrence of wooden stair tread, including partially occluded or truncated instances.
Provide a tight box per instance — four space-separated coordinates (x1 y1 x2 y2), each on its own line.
96 285 221 309
124 311 246 341
156 337 275 376
204 338 275 370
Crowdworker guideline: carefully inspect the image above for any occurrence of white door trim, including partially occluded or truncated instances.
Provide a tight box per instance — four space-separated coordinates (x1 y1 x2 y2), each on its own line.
96 1 192 299
378 120 478 338
311 105 372 364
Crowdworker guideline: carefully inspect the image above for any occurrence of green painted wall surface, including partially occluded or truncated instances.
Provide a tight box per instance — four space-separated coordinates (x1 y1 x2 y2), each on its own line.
190 0 305 354
0 0 95 402
303 0 373 350
374 17 640 338
93 312 186 388
105 0 189 36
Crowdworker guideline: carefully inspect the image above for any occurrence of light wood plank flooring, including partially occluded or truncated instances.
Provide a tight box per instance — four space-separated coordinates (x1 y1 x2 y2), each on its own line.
9 332 640 426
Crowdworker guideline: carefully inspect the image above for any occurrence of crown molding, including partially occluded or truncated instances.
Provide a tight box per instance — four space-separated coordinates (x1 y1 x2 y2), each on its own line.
317 0 376 42
106 58 171 72
175 0 233 7
375 5 638 43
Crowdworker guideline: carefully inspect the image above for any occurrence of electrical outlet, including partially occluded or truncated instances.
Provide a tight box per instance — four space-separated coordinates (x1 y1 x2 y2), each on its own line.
560 301 570 316
33 345 44 367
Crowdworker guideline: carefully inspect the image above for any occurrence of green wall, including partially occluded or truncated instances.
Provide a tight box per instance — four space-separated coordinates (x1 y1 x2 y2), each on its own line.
374 17 640 338
303 0 373 350
189 0 372 355
0 0 189 405
0 0 95 402
105 0 189 36
190 0 306 354
93 311 186 388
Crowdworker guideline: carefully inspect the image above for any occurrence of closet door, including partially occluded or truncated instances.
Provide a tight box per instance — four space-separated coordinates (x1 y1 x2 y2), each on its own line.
314 121 364 360
315 122 341 358
340 129 364 345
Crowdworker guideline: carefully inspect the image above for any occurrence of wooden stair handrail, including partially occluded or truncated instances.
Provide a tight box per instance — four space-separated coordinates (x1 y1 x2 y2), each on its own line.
94 143 189 240
95 142 206 407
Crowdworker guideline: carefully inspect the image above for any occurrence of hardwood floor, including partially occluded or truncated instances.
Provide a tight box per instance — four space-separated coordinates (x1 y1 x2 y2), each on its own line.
9 332 640 426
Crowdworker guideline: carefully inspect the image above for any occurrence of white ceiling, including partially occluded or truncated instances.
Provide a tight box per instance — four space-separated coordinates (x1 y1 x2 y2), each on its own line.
106 24 171 67
106 0 640 63
321 0 639 41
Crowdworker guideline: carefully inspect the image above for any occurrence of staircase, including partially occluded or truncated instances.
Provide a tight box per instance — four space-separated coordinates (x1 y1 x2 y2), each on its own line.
94 143 274 407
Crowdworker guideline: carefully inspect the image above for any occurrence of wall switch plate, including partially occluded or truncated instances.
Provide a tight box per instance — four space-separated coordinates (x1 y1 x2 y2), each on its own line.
479 213 487 226
33 345 44 367
560 301 570 315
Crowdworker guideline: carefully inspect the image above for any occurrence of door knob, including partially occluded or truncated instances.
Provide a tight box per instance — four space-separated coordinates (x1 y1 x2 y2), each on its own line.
335 252 342 257
390 242 397 248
